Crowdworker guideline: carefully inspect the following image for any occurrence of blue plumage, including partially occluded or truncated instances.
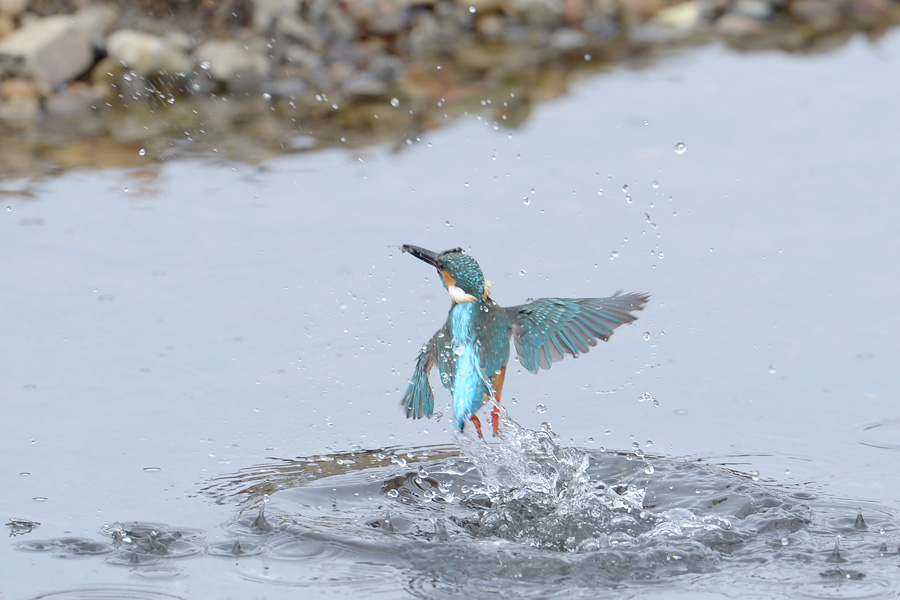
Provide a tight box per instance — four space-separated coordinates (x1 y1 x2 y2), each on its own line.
399 245 649 435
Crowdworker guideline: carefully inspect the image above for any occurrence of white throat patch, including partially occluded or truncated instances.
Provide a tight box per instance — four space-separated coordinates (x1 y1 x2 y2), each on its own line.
448 285 478 303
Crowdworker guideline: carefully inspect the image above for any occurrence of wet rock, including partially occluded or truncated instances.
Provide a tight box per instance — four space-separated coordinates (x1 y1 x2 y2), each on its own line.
714 12 765 36
549 27 588 49
0 0 29 16
0 77 38 121
252 0 300 32
787 0 841 30
651 0 703 29
73 4 120 49
106 29 194 77
44 81 107 116
0 15 93 87
194 39 271 88
731 0 775 19
307 0 358 40
458 0 503 12
276 14 326 51
846 0 890 21
505 0 565 24
475 13 507 39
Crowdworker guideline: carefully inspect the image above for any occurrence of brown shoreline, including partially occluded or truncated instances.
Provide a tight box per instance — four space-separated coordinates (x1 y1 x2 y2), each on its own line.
1 0 898 181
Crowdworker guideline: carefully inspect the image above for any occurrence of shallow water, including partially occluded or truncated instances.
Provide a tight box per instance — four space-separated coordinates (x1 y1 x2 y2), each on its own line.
3 27 900 600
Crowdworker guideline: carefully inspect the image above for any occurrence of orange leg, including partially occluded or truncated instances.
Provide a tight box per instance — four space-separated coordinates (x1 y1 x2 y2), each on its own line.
489 366 507 436
469 415 483 437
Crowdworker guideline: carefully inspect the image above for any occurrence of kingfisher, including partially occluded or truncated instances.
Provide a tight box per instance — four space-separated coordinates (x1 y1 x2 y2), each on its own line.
399 245 649 436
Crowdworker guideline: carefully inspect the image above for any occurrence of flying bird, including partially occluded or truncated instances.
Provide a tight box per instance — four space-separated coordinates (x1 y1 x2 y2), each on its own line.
400 245 649 436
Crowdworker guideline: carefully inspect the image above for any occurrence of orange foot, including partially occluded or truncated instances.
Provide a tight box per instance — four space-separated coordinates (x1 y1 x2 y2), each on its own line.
470 415 483 437
491 404 501 436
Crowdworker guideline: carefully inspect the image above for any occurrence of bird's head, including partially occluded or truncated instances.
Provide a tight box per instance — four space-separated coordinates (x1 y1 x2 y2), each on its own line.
401 244 490 303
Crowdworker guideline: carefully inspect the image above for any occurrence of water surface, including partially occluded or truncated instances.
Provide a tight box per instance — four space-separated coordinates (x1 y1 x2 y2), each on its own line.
2 29 900 600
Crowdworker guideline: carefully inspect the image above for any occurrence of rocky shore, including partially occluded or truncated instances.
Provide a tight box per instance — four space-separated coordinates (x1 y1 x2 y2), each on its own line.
1 0 898 178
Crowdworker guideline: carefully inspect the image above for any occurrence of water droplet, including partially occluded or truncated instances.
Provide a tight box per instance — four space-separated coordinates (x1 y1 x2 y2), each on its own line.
625 195 632 204
535 403 547 414
768 366 777 375
674 142 687 155
262 92 272 100
622 184 629 192
584 53 592 61
643 331 650 341
468 5 476 12
390 97 400 107
142 467 161 472
610 250 618 260
643 464 655 474
138 148 146 156
652 180 659 188
522 196 531 206
519 269 526 276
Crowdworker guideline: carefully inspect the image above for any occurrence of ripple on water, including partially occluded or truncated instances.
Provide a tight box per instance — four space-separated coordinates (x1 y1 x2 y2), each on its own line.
29 586 186 600
860 419 900 452
14 419 900 599
206 418 899 598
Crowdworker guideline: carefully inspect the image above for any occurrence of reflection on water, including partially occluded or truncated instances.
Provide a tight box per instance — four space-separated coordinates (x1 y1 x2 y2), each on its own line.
17 418 900 599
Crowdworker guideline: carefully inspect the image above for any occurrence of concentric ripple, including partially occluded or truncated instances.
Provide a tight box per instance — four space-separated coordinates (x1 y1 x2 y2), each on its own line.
15 418 900 599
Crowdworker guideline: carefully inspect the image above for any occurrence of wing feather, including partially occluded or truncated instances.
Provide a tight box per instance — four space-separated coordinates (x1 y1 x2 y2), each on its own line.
510 292 650 374
400 327 446 419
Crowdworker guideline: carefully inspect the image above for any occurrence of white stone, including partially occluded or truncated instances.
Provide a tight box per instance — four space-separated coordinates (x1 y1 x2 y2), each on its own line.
251 0 300 32
194 40 270 84
106 29 194 77
0 15 92 87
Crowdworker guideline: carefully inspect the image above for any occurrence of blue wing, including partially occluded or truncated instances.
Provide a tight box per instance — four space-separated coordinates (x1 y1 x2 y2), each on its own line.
400 326 447 419
509 292 650 374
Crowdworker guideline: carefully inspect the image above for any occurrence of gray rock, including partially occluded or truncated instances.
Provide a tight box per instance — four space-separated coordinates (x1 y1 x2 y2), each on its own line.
194 40 271 87
276 14 326 50
73 4 120 48
505 0 564 24
731 0 774 19
106 29 194 77
0 15 93 88
252 0 300 32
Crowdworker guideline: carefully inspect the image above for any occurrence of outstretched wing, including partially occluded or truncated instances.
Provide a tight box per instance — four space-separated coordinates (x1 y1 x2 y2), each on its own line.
509 292 650 374
400 325 448 419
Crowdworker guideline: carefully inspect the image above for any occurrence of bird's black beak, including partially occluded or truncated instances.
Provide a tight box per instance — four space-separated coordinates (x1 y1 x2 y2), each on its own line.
401 244 441 267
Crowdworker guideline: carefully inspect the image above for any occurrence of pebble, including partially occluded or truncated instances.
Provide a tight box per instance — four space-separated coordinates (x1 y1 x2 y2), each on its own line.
0 0 896 129
194 39 271 88
0 15 93 88
714 12 766 36
106 29 194 77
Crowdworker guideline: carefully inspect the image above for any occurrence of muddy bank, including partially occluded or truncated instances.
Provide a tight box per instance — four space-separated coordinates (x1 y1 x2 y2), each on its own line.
0 0 898 180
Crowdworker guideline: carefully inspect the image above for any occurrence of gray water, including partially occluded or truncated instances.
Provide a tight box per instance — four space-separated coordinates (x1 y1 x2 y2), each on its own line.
3 29 900 600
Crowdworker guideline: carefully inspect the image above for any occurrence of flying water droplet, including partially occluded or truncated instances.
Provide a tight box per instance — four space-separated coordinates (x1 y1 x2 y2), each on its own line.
768 366 777 375
535 403 547 414
643 331 650 341
674 142 687 155
138 148 146 156
610 250 618 260
522 197 531 206
390 97 400 107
